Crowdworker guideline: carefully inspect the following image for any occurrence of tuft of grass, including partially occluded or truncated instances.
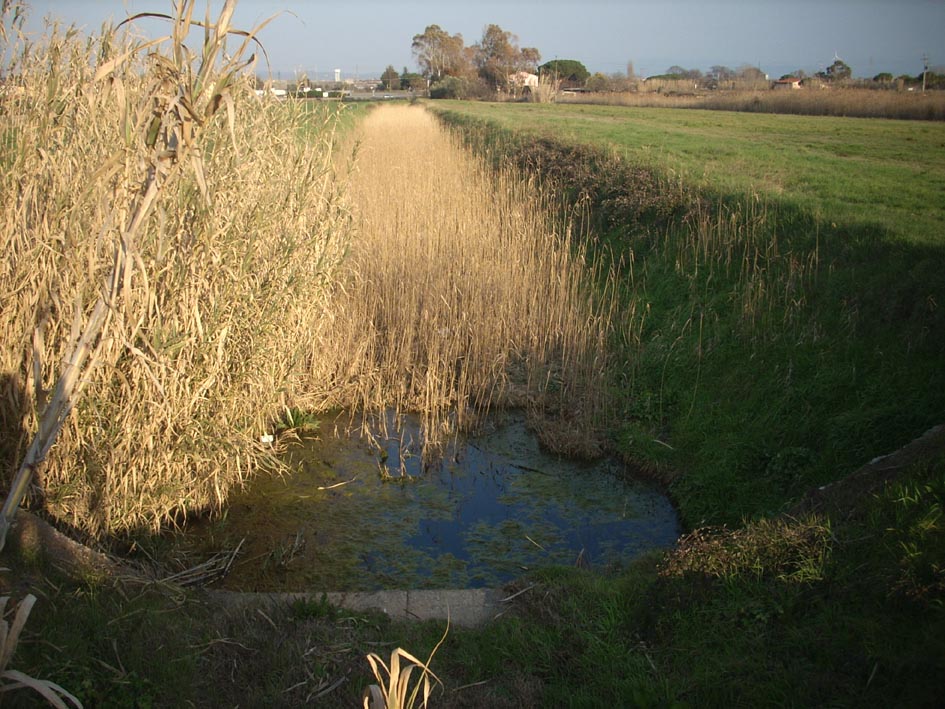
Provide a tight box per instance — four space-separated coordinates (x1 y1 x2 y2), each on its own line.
0 594 82 708
363 621 447 709
660 514 831 582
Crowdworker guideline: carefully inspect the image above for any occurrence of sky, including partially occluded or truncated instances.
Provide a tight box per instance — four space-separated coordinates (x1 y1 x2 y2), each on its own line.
21 0 945 81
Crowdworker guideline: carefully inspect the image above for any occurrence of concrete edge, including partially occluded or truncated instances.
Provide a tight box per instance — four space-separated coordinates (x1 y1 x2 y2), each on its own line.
207 587 507 628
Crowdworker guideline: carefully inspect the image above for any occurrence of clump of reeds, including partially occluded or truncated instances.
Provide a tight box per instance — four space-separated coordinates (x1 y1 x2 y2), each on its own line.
673 197 820 334
0 1 350 538
309 105 616 456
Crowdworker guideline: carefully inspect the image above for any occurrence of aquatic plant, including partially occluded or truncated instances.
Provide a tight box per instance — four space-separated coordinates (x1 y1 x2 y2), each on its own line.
311 106 617 457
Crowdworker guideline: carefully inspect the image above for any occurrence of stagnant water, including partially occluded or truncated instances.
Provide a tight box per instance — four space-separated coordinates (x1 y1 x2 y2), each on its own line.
173 411 679 591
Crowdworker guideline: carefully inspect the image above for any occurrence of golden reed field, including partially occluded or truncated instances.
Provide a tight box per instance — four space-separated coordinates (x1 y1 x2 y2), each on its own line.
0 4 614 540
316 105 615 458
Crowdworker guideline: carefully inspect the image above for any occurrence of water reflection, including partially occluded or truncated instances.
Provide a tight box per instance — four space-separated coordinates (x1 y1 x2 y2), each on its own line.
174 411 679 590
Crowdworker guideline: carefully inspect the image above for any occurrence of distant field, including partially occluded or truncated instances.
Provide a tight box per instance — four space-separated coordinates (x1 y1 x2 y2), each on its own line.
433 100 945 245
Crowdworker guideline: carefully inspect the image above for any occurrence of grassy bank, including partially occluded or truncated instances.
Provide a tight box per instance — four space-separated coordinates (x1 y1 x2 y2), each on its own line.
433 101 945 527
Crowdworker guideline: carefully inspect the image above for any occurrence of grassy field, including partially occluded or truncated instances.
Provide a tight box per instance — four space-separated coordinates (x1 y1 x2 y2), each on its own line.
433 100 945 245
434 100 945 527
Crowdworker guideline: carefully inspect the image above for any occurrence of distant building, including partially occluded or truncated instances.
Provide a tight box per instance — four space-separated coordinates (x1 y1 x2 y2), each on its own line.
774 77 802 90
509 71 539 90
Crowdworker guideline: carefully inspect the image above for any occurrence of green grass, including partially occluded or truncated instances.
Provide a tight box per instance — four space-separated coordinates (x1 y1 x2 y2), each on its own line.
432 101 945 528
432 100 945 246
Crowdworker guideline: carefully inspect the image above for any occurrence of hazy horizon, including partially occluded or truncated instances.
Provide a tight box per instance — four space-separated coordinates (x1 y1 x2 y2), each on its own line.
21 0 945 81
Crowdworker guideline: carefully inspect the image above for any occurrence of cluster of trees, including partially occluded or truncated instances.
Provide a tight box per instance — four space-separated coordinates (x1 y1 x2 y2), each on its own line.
645 64 767 86
404 28 943 98
411 24 541 98
379 65 425 92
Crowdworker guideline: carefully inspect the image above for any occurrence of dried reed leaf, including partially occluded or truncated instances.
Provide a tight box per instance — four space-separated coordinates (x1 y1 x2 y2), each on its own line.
0 669 83 708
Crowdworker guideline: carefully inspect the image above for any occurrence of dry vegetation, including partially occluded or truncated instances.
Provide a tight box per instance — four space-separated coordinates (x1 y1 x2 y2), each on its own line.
0 5 615 541
559 87 945 120
311 105 616 458
0 2 350 538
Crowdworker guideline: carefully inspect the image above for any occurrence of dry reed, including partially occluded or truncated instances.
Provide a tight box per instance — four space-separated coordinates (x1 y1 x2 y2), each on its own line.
1 5 615 540
308 105 616 457
0 2 350 537
560 87 945 120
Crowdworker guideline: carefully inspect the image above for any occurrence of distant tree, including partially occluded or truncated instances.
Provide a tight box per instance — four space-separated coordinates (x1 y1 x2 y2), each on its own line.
474 24 539 91
873 72 894 83
400 70 426 91
626 60 636 79
585 72 613 92
520 46 541 73
380 65 399 91
818 58 852 82
412 24 468 82
538 59 590 86
738 65 766 81
665 65 688 77
430 76 467 99
708 65 736 81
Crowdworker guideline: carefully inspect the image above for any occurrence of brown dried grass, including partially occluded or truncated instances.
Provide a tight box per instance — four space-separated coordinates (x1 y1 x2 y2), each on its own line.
1 6 616 540
560 87 945 120
0 2 350 537
309 105 617 457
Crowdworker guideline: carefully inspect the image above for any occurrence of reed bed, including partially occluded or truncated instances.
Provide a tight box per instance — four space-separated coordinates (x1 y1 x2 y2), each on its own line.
0 2 350 538
559 87 945 120
309 105 616 457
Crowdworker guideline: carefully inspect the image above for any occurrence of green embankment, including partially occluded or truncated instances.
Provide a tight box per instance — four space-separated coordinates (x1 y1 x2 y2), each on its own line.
433 101 945 527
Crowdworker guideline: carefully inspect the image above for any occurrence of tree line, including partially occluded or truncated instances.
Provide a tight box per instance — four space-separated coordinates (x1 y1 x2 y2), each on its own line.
390 24 942 97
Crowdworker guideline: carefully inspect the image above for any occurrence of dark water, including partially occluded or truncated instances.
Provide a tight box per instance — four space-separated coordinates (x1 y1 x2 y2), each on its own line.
174 410 679 591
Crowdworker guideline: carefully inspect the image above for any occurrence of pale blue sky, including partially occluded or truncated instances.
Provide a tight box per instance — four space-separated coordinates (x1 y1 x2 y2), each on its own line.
22 1 945 81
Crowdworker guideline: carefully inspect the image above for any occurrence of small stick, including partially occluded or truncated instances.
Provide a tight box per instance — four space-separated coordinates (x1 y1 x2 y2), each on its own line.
317 477 358 491
524 534 545 551
500 583 537 603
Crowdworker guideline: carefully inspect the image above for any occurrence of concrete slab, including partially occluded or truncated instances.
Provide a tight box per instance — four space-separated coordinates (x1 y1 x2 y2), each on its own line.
208 588 504 627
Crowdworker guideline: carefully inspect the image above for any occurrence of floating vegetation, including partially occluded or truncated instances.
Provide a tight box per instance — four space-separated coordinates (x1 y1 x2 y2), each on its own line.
172 411 679 590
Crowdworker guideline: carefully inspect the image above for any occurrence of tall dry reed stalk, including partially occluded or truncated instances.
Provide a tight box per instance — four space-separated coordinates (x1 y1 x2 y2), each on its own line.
309 105 616 457
0 1 350 539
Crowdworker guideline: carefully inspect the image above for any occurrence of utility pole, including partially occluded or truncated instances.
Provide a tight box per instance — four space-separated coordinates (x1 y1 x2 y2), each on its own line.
922 53 929 92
